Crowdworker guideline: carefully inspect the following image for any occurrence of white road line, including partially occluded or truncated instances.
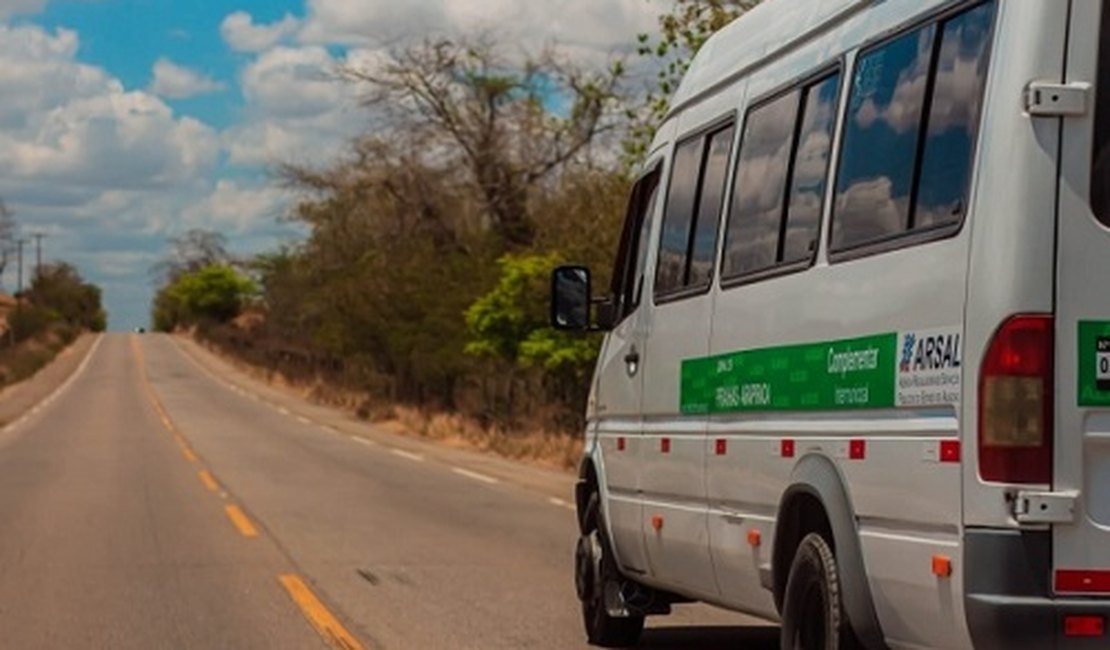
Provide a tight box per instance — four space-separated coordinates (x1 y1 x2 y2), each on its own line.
548 497 572 508
297 416 311 425
452 467 499 485
352 437 377 447
278 407 291 416
390 449 424 462
6 335 104 434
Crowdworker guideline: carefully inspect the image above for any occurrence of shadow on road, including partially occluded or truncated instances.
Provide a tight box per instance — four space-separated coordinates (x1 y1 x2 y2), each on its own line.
638 625 781 649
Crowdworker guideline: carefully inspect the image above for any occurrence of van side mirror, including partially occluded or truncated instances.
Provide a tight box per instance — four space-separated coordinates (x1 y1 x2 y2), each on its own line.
551 266 592 331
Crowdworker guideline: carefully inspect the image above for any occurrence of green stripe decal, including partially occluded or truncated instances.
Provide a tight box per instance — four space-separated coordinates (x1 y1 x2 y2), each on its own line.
681 333 899 414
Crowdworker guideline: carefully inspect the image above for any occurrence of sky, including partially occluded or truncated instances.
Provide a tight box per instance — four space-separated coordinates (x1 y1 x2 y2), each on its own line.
0 0 660 330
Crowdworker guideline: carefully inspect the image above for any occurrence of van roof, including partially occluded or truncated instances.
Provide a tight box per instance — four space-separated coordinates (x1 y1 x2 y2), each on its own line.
668 0 868 118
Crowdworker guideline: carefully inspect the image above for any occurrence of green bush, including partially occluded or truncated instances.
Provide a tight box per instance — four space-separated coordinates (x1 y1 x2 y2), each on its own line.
152 265 256 331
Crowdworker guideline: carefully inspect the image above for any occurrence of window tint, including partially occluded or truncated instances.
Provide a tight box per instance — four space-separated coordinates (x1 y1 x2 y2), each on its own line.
722 71 841 280
689 126 735 287
656 139 702 295
610 169 661 322
723 91 801 277
655 122 735 299
832 25 935 249
915 3 994 230
832 1 995 252
784 74 841 263
630 174 661 310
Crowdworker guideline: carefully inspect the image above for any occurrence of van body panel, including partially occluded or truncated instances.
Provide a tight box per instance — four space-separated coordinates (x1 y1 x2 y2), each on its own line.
1054 0 1110 593
577 0 1108 646
960 1 1067 529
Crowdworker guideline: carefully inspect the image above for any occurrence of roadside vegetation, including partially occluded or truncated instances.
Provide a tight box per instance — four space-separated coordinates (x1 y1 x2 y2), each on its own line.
0 201 107 390
151 1 758 468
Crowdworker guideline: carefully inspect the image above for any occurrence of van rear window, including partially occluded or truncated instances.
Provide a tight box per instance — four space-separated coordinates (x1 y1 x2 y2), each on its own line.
831 1 995 254
1092 1 1110 225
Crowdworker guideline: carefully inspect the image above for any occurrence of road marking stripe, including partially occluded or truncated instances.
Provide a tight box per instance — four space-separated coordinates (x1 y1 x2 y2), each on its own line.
390 449 424 462
297 416 311 425
278 574 366 650
278 407 291 416
6 335 104 436
198 470 219 492
452 467 499 485
352 437 376 447
182 446 198 463
224 504 259 538
548 497 572 508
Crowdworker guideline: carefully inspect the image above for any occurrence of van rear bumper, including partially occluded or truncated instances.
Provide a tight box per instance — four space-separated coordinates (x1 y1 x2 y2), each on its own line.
965 529 1110 649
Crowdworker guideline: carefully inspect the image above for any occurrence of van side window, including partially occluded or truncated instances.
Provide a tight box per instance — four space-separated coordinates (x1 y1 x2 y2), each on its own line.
655 122 735 299
832 1 995 253
610 168 661 322
722 71 840 280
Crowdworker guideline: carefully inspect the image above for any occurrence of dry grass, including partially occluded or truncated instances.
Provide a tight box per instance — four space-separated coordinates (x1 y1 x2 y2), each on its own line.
387 406 583 471
194 338 583 472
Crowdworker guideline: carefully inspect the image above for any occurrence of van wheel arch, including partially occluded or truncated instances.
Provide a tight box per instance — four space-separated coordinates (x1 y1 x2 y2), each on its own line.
772 455 890 650
576 459 599 535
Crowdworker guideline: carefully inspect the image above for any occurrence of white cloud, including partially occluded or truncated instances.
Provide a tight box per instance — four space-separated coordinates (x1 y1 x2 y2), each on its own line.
180 180 293 233
295 0 657 61
221 11 301 53
0 0 47 18
223 45 366 168
149 58 225 99
0 22 225 328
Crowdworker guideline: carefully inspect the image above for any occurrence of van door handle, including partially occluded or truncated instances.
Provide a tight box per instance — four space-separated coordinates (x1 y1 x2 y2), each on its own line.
624 347 640 376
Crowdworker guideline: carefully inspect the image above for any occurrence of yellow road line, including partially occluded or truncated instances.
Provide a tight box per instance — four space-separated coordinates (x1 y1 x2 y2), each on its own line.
182 446 198 463
278 575 366 650
224 504 259 538
198 470 219 492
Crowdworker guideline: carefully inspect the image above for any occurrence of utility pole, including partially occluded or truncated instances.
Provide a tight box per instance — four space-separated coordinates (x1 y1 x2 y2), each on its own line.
32 233 44 279
15 238 26 296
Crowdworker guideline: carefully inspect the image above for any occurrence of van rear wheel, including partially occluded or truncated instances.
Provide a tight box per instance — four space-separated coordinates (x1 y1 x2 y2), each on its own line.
781 533 862 650
577 492 645 648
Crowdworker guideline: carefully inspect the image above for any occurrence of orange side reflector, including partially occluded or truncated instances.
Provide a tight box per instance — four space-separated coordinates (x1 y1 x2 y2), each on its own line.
651 515 664 532
932 555 952 578
747 529 762 547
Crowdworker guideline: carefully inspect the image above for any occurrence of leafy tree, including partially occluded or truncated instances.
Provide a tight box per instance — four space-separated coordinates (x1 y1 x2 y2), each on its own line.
10 262 106 342
152 265 254 331
624 0 762 162
465 254 598 377
150 229 232 285
342 38 626 250
28 263 107 332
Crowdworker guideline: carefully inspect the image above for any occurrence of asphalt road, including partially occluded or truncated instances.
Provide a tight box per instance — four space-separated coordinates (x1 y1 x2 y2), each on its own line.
0 333 778 649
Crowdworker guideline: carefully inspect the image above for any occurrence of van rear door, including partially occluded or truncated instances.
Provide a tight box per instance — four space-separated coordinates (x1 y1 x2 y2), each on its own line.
1053 0 1110 596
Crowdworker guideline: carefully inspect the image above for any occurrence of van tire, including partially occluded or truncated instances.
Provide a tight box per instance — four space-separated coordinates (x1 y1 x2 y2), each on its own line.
781 533 863 650
579 492 645 648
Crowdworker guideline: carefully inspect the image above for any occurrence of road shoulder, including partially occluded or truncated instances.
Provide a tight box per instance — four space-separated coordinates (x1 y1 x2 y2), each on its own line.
0 333 98 427
171 334 579 504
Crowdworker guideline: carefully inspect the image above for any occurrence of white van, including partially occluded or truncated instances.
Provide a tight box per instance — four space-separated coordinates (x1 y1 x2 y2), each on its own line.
553 0 1110 648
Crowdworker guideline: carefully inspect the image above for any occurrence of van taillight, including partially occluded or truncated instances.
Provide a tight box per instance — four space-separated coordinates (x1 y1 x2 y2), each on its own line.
978 315 1054 484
